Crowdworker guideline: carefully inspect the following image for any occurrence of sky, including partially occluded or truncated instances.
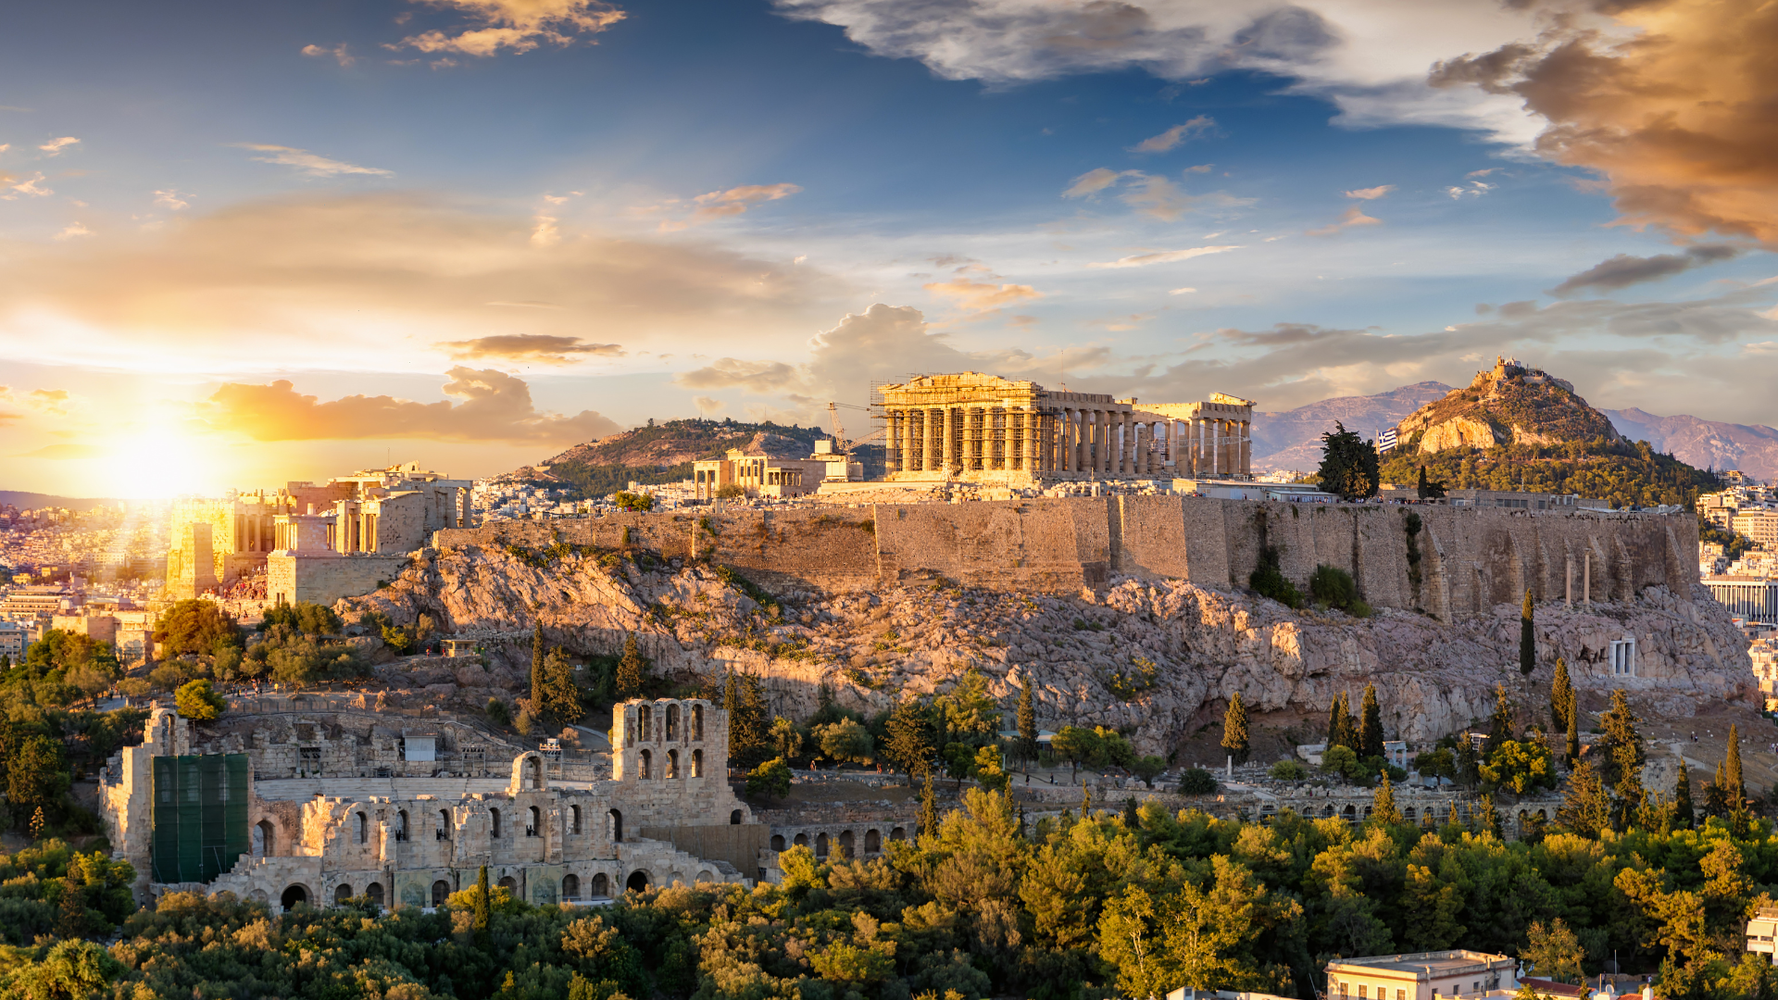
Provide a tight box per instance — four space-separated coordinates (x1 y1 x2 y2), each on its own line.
1 0 1775 497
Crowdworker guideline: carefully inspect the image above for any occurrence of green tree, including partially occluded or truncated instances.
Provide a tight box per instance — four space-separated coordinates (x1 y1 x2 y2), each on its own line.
723 670 771 767
918 770 938 840
530 621 546 706
768 716 804 764
1358 684 1384 760
745 757 792 804
1725 722 1746 809
973 745 1009 793
1520 589 1537 676
1372 775 1401 824
1523 918 1585 984
536 648 583 726
934 670 999 739
1598 689 1646 825
1565 701 1580 762
1051 725 1102 779
1131 755 1168 788
1478 739 1555 794
1550 657 1573 735
174 679 226 721
883 699 934 780
7 736 70 827
1486 684 1514 757
154 599 242 657
1221 692 1250 765
814 718 874 766
1016 678 1039 766
1557 758 1611 837
1317 422 1380 501
260 601 340 635
614 634 647 698
1675 763 1695 828
1417 465 1447 499
474 864 491 946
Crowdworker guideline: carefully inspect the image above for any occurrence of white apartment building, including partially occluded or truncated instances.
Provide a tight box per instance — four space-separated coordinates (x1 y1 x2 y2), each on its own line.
1326 951 1517 1000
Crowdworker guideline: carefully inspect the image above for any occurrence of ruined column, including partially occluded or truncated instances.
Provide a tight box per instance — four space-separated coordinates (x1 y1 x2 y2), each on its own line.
892 410 906 472
1117 411 1131 475
1132 422 1145 475
1565 552 1574 607
1583 550 1591 605
1072 409 1085 475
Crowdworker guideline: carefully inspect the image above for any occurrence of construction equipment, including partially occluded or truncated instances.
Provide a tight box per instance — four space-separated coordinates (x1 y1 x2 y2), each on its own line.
826 401 872 455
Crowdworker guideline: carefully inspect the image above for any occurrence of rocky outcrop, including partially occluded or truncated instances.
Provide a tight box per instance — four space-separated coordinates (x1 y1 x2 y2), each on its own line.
1398 357 1623 454
344 540 1753 755
1418 416 1502 452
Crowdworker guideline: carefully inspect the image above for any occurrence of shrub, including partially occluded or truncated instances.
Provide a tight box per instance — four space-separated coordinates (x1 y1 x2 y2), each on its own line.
1249 546 1302 608
613 491 655 512
1178 768 1218 795
1269 759 1308 780
1308 565 1372 617
174 679 226 722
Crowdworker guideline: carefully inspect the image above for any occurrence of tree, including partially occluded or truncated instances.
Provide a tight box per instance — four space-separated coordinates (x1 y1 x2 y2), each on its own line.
769 717 804 763
934 670 999 739
1675 763 1695 828
1221 693 1251 765
260 601 339 635
1131 755 1168 788
1725 722 1746 809
474 865 491 946
1486 684 1514 757
883 700 933 780
1550 657 1573 735
1016 678 1039 766
530 622 545 706
1598 689 1646 824
174 679 226 722
745 758 792 804
1326 691 1356 751
1557 759 1611 837
918 770 938 841
1417 465 1447 500
7 736 69 827
1478 739 1555 795
1051 726 1102 779
154 600 243 658
1565 701 1580 762
1476 793 1503 838
1520 589 1537 676
723 671 771 767
1372 775 1401 825
1523 918 1585 984
536 648 583 726
1358 684 1384 760
814 718 874 766
613 491 655 512
615 635 648 698
972 745 1009 793
1317 422 1380 502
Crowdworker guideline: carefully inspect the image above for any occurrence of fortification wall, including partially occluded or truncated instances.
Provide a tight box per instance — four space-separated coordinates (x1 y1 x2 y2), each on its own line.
432 499 1696 616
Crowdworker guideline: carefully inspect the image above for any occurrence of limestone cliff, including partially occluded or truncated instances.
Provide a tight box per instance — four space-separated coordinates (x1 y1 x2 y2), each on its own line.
1399 358 1622 455
345 538 1753 755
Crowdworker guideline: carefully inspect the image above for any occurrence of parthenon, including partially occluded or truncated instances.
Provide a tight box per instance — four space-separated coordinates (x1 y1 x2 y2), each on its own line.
878 372 1253 483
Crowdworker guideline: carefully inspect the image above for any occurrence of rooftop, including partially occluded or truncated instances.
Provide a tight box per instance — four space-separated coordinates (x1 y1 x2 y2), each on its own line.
1327 950 1512 976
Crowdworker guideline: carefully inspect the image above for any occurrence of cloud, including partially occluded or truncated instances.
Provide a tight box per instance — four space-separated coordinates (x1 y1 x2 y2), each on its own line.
53 222 91 241
530 214 559 246
693 395 726 414
153 189 190 211
392 0 625 57
1088 244 1241 269
1344 185 1394 200
37 137 78 156
685 183 802 226
1063 168 1128 199
1129 116 1216 153
1306 205 1381 236
768 0 1549 145
19 443 105 460
922 278 1043 314
302 42 356 66
1185 163 1212 173
1446 180 1492 199
1063 168 1247 221
233 144 394 177
4 172 51 199
1169 287 1197 295
1431 0 1778 247
675 357 804 392
1549 245 1745 296
199 368 621 442
439 334 625 363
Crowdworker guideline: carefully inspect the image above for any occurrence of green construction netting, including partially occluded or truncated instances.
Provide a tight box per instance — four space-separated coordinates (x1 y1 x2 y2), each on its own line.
150 754 249 884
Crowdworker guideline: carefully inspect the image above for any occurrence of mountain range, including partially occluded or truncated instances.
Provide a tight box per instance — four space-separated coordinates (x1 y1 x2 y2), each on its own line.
1253 385 1778 482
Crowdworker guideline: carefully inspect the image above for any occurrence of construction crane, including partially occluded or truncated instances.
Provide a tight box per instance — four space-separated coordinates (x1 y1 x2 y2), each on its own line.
826 401 871 455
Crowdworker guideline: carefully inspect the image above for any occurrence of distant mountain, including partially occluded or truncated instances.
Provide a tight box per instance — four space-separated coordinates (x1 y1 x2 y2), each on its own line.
0 491 121 512
1605 408 1778 483
1396 359 1624 454
1251 381 1454 472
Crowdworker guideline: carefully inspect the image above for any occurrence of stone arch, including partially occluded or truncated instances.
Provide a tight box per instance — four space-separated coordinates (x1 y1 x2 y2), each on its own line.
889 827 905 841
1537 809 1548 820
498 875 518 893
865 829 881 854
366 883 384 908
528 806 541 836
438 809 452 840
591 873 611 897
563 874 581 900
693 704 704 740
1363 806 1373 819
667 749 680 779
730 809 742 825
335 884 354 904
771 835 786 851
608 809 623 842
815 832 829 857
432 880 451 906
695 870 713 883
1403 807 1417 822
254 819 275 858
670 871 685 886
793 833 808 847
1322 804 1335 817
639 704 653 740
666 703 681 741
355 811 368 843
281 884 309 910
838 830 855 858
693 749 704 778
397 810 410 842
490 807 502 839
250 889 269 904
511 752 547 791
626 870 649 893
640 749 652 779
571 805 582 835
1342 805 1355 822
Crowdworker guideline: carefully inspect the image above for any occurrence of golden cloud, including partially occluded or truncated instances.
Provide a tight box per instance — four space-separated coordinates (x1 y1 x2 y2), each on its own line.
921 277 1043 314
1432 0 1778 246
395 0 626 57
440 334 626 363
199 368 621 443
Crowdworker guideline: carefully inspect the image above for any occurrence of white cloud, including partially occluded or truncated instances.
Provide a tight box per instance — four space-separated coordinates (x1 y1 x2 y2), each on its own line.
530 214 560 247
922 277 1043 314
1168 287 1198 295
1344 185 1394 200
53 222 91 241
153 189 190 211
1063 168 1249 221
658 182 802 230
37 137 78 156
1063 167 1128 198
768 0 1549 146
301 42 356 66
233 144 394 177
1129 116 1216 153
3 172 52 199
1306 206 1381 236
1088 245 1241 268
390 0 625 57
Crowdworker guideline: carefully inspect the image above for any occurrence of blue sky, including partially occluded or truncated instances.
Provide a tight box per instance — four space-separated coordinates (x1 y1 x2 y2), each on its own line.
1 0 1773 495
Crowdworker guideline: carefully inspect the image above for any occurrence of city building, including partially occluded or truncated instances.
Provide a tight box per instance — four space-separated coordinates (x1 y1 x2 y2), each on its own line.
1325 950 1517 1000
1704 576 1778 621
0 621 28 662
876 372 1254 484
1750 907 1778 964
1734 510 1778 550
692 433 857 500
101 699 765 908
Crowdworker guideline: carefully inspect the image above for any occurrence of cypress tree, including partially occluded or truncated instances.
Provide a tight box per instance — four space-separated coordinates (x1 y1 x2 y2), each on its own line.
1486 684 1514 757
1565 703 1580 763
1358 684 1384 760
1222 692 1251 765
1558 759 1611 838
474 864 491 945
616 634 647 698
1478 793 1503 838
1017 679 1038 766
1598 690 1645 824
1520 589 1537 676
1550 658 1573 735
1326 692 1345 747
1372 774 1401 825
886 699 934 783
1675 763 1695 828
1417 465 1429 497
919 770 938 842
530 621 545 706
1726 723 1746 809
1446 801 1463 831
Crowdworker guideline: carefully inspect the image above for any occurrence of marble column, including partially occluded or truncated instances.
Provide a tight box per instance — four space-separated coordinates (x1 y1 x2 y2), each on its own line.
1004 409 1017 471
1240 419 1251 476
898 410 913 472
941 407 955 473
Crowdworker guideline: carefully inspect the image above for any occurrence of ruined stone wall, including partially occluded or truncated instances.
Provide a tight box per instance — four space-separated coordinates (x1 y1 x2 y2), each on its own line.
375 493 428 554
269 552 409 607
431 499 1696 617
